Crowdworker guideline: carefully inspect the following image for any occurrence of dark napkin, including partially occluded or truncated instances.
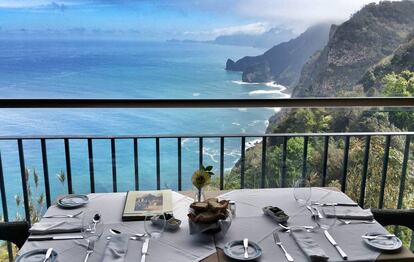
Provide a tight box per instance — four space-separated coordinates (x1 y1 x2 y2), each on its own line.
323 206 373 220
291 231 329 262
29 221 82 235
102 234 129 262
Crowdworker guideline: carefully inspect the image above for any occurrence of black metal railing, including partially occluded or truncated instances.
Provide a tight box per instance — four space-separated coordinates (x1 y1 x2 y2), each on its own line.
0 131 413 223
0 97 414 261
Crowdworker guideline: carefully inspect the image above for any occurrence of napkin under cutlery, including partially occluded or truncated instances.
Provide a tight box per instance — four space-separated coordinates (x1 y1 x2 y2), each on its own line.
29 221 82 235
291 231 329 262
102 234 129 262
323 206 373 220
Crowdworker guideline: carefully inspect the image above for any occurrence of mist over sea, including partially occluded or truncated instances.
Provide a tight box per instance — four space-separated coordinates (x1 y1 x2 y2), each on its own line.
0 39 288 216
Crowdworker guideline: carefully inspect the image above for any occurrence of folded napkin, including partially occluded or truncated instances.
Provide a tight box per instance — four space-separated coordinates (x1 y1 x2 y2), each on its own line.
323 206 373 220
29 221 82 235
102 234 129 262
291 231 329 262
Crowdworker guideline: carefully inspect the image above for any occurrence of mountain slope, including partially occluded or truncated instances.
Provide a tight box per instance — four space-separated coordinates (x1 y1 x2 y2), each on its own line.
361 34 414 94
293 1 414 97
225 23 331 87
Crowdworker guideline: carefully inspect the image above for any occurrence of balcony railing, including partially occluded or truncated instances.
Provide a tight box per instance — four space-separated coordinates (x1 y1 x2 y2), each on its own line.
0 97 414 260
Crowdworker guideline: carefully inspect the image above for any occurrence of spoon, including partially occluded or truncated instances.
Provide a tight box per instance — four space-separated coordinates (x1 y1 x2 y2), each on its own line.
107 228 146 240
42 248 53 262
91 213 101 233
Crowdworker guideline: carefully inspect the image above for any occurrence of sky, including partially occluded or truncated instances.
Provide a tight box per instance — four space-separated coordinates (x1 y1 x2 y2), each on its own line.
0 0 383 40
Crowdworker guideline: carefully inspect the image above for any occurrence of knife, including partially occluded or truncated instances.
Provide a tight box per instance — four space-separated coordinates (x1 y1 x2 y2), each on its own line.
314 202 358 207
28 235 84 241
324 230 348 260
141 237 150 262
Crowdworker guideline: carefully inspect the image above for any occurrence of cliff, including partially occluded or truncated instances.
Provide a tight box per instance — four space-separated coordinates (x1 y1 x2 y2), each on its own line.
225 23 331 87
292 1 414 97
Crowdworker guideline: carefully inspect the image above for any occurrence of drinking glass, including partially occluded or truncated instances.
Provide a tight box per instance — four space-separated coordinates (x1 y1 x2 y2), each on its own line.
293 179 312 205
315 205 336 230
82 210 104 239
144 212 166 239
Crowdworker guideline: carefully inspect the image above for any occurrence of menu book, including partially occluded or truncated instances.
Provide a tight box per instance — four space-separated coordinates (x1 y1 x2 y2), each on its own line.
122 190 173 221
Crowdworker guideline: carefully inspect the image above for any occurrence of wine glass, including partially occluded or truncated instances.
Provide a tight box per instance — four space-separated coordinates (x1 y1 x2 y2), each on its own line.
82 211 103 262
314 205 336 230
82 210 104 238
144 212 166 239
293 178 312 205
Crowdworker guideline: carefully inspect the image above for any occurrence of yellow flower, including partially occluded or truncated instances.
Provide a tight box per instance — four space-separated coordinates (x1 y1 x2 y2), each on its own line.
192 170 211 189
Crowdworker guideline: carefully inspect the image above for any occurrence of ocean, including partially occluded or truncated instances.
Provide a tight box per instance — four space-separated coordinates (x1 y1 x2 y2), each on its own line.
0 39 288 218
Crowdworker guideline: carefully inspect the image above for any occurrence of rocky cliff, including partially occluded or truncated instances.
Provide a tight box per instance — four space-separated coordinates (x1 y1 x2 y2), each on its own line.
292 1 414 97
225 23 331 87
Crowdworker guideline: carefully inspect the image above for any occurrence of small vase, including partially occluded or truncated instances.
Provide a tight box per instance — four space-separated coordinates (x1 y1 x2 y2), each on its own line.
193 187 206 202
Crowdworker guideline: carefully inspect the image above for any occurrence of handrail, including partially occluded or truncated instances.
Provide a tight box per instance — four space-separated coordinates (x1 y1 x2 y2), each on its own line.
0 131 414 140
0 97 413 108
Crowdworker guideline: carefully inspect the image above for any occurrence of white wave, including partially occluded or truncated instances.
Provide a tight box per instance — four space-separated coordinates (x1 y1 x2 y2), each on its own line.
232 80 261 85
192 92 200 97
249 90 281 95
265 81 286 89
232 122 241 126
238 108 247 112
248 119 268 127
245 138 262 149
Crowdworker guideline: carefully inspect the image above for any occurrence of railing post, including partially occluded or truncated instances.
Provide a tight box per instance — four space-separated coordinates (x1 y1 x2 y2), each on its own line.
134 138 139 191
281 137 288 188
156 138 161 190
220 137 224 190
397 135 411 209
177 138 182 191
302 136 308 180
321 136 329 187
240 137 245 189
40 139 51 207
88 138 95 193
261 136 267 188
341 136 350 192
111 138 117 192
359 136 371 208
199 137 203 169
64 138 73 194
378 135 391 209
17 139 30 224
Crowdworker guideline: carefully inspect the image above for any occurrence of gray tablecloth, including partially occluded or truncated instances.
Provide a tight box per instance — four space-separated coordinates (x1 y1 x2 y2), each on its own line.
217 188 385 262
19 188 387 262
19 192 216 262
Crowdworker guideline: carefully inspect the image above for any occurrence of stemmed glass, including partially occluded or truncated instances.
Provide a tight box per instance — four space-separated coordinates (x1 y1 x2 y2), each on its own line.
144 212 166 239
314 205 336 230
293 178 312 206
82 210 103 262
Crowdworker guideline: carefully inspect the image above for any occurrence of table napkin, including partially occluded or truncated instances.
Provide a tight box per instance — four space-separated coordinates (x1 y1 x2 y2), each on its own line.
102 234 129 262
291 230 329 262
323 206 373 220
29 221 82 234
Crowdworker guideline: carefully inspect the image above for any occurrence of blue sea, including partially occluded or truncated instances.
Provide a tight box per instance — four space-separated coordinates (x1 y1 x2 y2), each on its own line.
0 39 288 218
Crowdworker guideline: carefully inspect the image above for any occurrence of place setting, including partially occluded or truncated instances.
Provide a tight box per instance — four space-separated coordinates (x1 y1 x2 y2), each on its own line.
15 169 407 262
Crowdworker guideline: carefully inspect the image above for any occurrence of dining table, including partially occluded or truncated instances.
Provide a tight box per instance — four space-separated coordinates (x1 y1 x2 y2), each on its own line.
17 188 414 262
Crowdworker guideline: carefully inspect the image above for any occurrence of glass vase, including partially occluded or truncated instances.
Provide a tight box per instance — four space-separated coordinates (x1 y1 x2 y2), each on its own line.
193 187 206 202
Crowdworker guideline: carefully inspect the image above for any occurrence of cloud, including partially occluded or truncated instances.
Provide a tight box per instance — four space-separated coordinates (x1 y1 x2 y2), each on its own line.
212 22 269 36
0 0 78 10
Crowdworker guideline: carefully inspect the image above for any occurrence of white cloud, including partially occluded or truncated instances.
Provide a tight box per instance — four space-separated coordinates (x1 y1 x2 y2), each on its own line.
211 22 269 36
183 22 270 39
0 0 81 9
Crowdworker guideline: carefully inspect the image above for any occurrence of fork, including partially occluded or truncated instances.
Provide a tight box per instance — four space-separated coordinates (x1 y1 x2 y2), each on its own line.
340 219 376 225
83 239 95 262
273 231 294 261
279 223 314 232
43 211 83 218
